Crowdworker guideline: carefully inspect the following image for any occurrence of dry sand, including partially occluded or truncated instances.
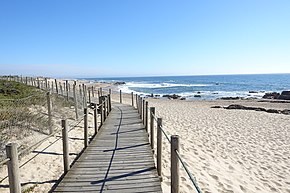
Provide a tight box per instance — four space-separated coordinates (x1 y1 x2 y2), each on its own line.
1 80 289 193
111 93 290 193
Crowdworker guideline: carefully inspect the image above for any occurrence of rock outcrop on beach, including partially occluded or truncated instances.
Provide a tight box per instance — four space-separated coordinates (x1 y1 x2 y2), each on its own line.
277 91 290 100
262 92 280 99
262 91 290 100
114 81 126 85
211 104 290 115
219 97 243 100
163 94 181 99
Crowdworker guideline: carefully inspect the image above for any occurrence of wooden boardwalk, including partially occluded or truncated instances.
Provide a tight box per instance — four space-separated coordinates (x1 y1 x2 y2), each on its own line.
52 103 162 193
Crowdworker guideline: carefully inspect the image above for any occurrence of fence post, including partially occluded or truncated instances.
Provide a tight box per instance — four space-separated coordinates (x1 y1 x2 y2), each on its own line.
66 80 69 101
47 92 52 134
84 108 88 148
61 120 70 173
119 90 122 103
93 103 98 135
131 92 134 106
157 118 162 180
142 99 145 124
55 79 58 94
104 97 107 120
100 103 104 127
150 107 155 150
73 84 78 120
145 101 148 132
108 94 112 112
51 81 54 93
100 88 103 96
136 94 138 111
109 89 112 95
45 78 48 90
6 143 21 193
92 86 94 97
37 78 40 88
88 89 91 104
171 135 180 193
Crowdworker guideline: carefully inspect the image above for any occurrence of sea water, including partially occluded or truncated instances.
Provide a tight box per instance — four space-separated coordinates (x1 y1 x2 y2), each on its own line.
84 74 290 100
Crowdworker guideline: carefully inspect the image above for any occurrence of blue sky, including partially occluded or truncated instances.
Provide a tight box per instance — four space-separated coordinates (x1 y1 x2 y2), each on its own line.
0 0 289 77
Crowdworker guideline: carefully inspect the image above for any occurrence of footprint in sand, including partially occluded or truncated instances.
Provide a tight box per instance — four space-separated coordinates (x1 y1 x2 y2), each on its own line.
228 165 234 170
239 185 246 192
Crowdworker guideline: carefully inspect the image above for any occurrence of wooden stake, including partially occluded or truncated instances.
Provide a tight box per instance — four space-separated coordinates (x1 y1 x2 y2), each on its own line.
6 143 21 193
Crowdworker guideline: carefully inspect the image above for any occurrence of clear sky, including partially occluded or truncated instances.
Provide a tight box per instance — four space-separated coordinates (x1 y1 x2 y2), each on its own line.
0 0 289 78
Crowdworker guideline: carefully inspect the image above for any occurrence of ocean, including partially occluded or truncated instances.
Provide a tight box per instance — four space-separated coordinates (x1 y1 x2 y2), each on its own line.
84 74 290 100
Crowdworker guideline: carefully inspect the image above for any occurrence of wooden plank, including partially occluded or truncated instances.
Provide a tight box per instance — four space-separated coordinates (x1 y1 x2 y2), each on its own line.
52 103 162 193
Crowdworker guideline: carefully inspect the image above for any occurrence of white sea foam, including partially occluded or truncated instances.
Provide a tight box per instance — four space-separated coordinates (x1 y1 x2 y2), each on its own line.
125 82 210 88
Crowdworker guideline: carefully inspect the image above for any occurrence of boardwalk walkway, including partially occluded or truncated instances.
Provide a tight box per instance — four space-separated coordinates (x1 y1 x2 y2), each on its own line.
52 103 162 193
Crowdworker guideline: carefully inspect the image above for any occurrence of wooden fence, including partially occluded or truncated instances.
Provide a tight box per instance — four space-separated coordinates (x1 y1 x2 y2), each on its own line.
119 90 203 193
0 76 112 193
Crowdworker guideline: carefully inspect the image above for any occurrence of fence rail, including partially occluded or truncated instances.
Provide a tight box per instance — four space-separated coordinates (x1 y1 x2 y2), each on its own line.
0 76 112 193
119 89 203 193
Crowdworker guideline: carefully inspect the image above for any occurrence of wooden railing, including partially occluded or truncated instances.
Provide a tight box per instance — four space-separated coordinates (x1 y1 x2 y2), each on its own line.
119 89 203 193
0 76 112 193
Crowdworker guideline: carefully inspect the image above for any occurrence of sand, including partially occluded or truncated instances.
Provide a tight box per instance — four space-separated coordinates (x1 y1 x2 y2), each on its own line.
111 93 290 193
1 81 290 193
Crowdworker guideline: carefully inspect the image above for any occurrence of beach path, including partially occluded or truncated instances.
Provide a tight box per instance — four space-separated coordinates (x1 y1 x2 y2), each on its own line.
52 103 162 193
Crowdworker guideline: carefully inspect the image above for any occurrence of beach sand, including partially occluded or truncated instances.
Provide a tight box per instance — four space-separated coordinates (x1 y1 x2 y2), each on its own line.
1 83 289 193
111 93 290 193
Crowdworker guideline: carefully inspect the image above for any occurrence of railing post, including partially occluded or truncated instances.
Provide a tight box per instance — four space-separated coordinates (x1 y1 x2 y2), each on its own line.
157 118 162 180
55 79 58 94
92 86 94 97
46 92 52 134
135 94 138 110
139 97 142 118
6 143 21 193
45 78 48 90
150 107 155 150
88 89 91 104
119 90 122 103
93 103 98 135
104 97 107 120
73 84 79 120
109 88 112 95
106 96 110 116
100 103 104 127
108 94 112 112
131 92 134 107
66 80 69 101
61 120 70 173
84 108 88 148
142 99 145 125
145 101 148 132
171 135 180 193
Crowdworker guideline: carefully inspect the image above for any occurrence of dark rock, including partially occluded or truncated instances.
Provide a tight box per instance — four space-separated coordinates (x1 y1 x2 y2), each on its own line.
194 95 201 98
180 97 186 100
219 97 242 100
262 92 280 99
225 104 245 109
266 109 281 114
249 91 259 93
277 91 290 100
114 81 126 85
281 91 290 95
212 92 218 95
197 91 201 94
211 106 223 108
163 94 181 99
281 109 290 115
